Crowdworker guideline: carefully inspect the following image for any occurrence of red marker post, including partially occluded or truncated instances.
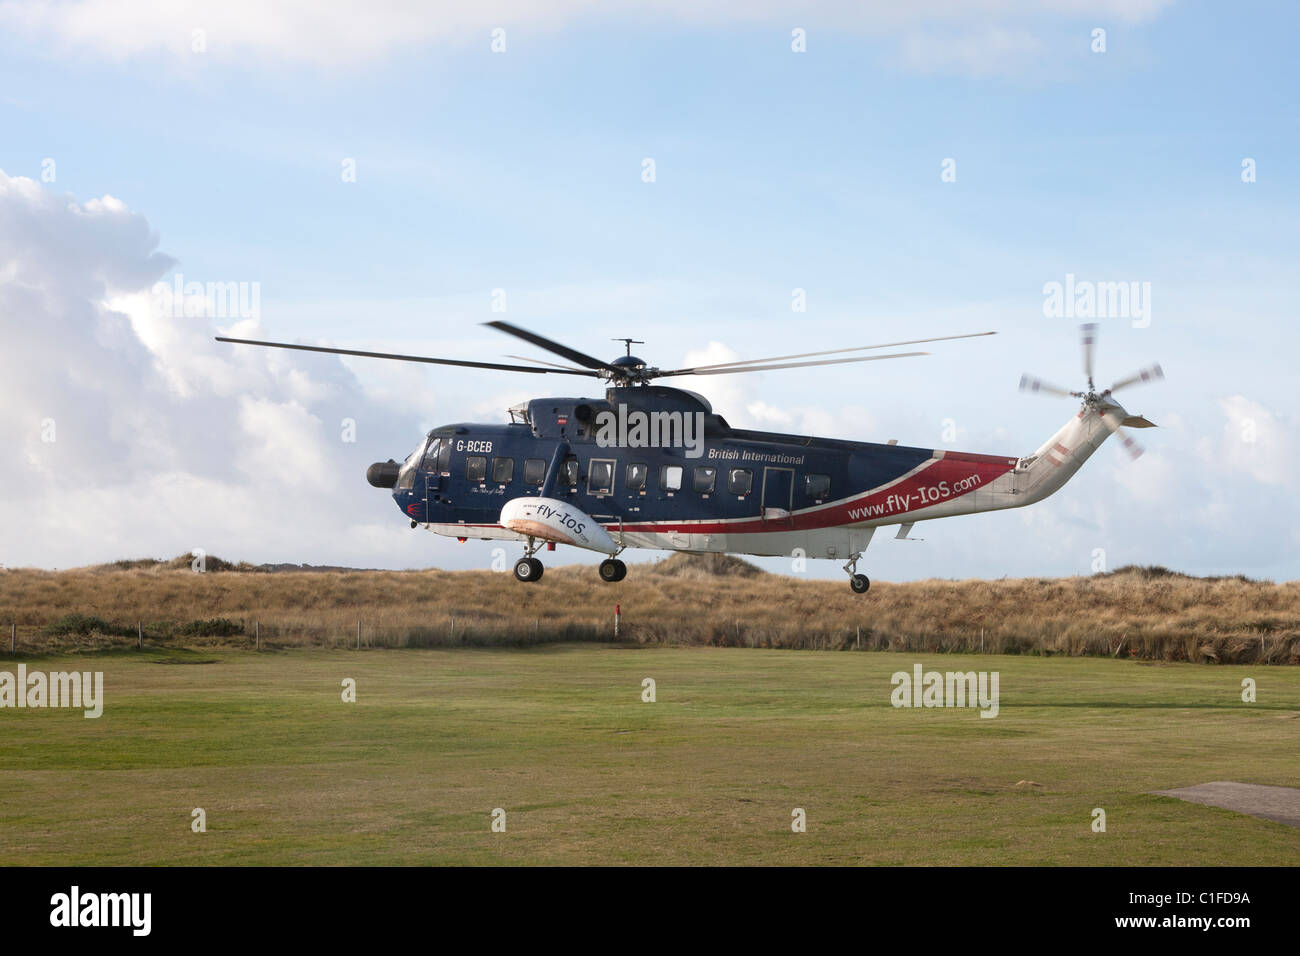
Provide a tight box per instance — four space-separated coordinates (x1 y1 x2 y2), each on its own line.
614 603 621 640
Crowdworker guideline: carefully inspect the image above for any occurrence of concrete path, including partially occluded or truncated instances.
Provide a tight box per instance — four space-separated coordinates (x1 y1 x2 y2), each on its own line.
1152 781 1300 829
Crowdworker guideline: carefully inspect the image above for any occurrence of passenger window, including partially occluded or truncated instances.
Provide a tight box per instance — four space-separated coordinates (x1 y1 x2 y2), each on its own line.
626 462 648 492
660 465 682 492
588 459 614 496
805 473 831 499
523 458 546 486
693 466 716 494
561 456 579 487
466 456 487 482
490 457 514 484
728 468 753 496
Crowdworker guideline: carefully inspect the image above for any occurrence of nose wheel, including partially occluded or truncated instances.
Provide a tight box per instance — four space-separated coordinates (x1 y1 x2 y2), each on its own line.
598 558 627 583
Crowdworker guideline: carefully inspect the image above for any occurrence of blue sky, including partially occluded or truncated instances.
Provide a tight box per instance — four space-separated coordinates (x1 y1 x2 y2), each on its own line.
1 1 1296 579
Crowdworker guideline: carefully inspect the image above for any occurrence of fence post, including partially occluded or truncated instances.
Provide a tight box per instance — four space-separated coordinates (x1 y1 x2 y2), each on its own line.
137 622 142 651
256 621 260 652
449 616 455 642
9 622 14 653
356 620 361 651
856 625 861 650
614 604 621 640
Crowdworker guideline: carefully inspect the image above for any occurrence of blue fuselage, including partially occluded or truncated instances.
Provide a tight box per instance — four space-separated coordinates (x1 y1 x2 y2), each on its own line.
389 385 938 535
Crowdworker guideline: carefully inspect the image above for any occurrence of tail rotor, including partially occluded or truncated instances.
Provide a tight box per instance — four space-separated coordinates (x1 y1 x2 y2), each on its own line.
1020 324 1163 461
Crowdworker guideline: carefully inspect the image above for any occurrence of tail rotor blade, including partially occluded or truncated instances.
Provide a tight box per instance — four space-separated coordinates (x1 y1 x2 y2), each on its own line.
1109 363 1164 394
1116 426 1144 460
1080 323 1098 389
1019 374 1073 398
1099 407 1144 459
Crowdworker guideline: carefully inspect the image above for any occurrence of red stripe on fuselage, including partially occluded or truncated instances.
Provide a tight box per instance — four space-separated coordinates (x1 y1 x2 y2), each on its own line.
616 454 1016 535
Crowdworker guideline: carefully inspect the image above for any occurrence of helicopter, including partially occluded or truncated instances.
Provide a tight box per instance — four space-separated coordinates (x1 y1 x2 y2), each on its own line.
216 321 1162 592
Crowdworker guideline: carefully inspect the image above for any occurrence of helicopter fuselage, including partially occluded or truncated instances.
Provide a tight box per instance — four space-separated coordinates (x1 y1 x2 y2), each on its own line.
382 384 1111 562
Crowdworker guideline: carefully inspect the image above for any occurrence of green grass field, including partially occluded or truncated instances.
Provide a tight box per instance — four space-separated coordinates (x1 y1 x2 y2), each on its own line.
2 645 1298 865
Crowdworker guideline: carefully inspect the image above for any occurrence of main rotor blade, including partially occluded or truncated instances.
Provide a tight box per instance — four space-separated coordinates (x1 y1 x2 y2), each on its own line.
505 353 591 372
215 337 601 376
1080 323 1098 388
1108 363 1164 393
483 321 621 374
672 330 996 373
660 351 928 376
1019 374 1073 398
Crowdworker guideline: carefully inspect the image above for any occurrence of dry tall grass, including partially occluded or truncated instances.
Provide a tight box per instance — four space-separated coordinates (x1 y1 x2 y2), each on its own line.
0 555 1296 663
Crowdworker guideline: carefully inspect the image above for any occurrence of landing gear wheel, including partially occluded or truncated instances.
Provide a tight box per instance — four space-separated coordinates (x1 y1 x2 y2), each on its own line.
514 557 544 582
599 558 627 583
849 573 870 594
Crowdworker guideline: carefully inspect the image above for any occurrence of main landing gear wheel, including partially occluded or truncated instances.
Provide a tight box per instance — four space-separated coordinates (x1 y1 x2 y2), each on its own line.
843 552 870 595
514 557 544 582
598 558 627 583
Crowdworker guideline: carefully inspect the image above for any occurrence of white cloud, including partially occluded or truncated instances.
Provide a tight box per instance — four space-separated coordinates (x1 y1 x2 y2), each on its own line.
1202 395 1292 487
0 170 432 569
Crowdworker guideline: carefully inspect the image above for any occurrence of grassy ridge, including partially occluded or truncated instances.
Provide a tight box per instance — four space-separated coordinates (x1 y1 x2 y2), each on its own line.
1 557 1297 662
0 647 1297 865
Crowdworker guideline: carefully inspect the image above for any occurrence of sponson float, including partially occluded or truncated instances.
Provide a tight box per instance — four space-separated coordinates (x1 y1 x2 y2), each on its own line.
219 321 1161 593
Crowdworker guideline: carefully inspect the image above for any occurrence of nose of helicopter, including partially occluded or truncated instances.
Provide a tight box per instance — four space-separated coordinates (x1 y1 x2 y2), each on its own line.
366 460 400 488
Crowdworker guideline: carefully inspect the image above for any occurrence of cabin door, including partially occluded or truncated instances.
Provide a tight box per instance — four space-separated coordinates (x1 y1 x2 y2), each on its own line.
760 467 795 527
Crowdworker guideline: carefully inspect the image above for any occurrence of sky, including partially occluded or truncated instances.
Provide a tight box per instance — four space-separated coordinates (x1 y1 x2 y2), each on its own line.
1 0 1297 581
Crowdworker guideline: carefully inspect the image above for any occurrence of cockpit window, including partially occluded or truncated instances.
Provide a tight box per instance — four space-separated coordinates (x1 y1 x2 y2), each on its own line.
396 438 427 491
421 438 441 472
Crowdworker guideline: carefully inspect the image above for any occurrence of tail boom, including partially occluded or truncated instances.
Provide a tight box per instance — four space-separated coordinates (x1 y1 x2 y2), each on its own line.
884 404 1120 524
